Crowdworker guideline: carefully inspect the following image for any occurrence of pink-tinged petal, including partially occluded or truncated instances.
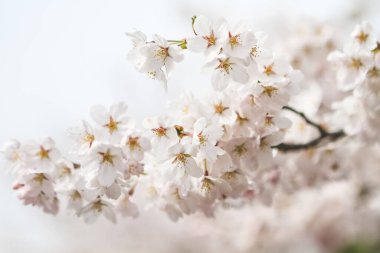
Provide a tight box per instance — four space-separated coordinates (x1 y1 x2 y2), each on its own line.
98 166 116 187
264 132 285 146
102 204 117 223
81 208 99 224
375 54 380 65
215 178 232 195
230 64 249 84
193 16 211 36
212 153 233 176
274 116 292 129
105 182 122 200
212 71 229 90
187 37 208 52
185 158 202 178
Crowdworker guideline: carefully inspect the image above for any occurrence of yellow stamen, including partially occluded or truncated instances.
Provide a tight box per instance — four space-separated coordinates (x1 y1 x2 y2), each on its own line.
82 134 95 147
104 117 119 134
262 85 278 98
216 58 232 74
355 31 369 43
173 153 190 165
263 64 275 76
127 136 141 151
350 58 363 70
201 178 214 193
33 173 48 185
198 132 207 145
233 143 247 156
228 32 240 48
71 191 81 201
264 115 274 126
92 200 105 212
214 102 229 114
368 67 380 78
98 149 115 166
152 126 167 137
155 47 169 60
37 146 50 160
204 32 216 47
236 112 249 125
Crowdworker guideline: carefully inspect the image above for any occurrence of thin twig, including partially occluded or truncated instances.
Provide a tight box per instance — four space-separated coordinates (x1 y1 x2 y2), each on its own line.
272 106 346 152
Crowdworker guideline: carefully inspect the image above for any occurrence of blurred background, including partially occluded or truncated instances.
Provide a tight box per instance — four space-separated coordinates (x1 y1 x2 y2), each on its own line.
0 0 379 252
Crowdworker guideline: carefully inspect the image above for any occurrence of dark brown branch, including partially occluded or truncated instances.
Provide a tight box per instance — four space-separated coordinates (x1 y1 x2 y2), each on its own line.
272 106 346 152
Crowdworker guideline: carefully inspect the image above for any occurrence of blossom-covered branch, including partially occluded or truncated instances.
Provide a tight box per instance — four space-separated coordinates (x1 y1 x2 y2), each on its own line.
273 106 346 151
1 16 380 242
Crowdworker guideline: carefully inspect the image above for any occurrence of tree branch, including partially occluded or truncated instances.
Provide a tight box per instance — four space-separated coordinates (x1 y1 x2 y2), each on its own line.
272 106 346 152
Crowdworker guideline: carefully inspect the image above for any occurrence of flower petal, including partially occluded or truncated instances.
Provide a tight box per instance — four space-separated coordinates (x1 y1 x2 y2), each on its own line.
98 166 116 187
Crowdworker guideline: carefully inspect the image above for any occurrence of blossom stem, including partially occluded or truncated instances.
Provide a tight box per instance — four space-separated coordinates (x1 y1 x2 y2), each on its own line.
191 16 198 36
168 40 187 49
273 106 346 152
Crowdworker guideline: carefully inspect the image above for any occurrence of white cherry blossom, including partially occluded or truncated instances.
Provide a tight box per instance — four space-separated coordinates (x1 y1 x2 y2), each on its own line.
205 56 249 90
187 15 227 57
192 118 225 163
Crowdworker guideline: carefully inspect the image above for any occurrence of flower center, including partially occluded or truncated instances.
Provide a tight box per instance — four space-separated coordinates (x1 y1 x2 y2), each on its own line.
127 136 141 150
82 134 95 147
372 42 380 55
350 58 363 70
264 115 274 126
37 146 50 160
33 173 48 184
261 85 278 98
173 153 190 165
236 112 249 125
155 47 169 60
104 117 119 134
60 167 71 177
204 32 216 47
214 102 228 114
233 143 247 156
263 64 275 76
251 46 258 57
99 149 115 166
368 67 380 78
201 178 214 193
355 31 369 43
228 32 241 48
152 126 167 137
216 58 232 74
223 171 237 181
92 200 105 212
71 191 81 201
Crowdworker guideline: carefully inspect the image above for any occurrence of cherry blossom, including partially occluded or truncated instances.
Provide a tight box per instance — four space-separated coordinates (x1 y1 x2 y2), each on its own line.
4 18 380 253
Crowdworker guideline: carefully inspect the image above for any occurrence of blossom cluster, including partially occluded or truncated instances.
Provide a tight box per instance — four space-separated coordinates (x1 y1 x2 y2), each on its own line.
2 16 380 252
1 16 303 223
328 22 380 142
